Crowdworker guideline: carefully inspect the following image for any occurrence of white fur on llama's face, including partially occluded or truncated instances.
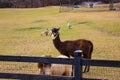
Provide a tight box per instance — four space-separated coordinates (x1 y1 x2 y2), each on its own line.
51 29 60 40
44 66 51 75
52 34 56 40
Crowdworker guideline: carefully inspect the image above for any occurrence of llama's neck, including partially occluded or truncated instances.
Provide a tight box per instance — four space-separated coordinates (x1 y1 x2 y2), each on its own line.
53 34 62 49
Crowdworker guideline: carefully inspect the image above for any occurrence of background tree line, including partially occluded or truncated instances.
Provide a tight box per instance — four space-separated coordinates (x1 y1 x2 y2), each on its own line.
0 0 119 8
0 0 59 8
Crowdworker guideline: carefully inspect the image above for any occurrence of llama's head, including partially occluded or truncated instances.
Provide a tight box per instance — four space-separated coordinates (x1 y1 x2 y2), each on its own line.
51 28 60 39
38 55 52 75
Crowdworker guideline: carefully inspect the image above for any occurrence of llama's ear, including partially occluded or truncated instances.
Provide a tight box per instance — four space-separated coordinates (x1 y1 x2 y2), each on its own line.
56 27 60 33
58 27 60 31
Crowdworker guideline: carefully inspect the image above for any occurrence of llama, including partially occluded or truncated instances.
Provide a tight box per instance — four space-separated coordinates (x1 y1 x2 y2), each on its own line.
51 28 93 72
38 55 72 76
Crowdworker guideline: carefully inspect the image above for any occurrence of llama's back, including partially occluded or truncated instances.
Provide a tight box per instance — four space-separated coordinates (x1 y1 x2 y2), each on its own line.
77 39 93 59
57 55 68 58
51 55 72 76
51 64 66 75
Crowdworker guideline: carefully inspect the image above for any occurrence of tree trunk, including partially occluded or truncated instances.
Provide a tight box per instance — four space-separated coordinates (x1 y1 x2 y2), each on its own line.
109 0 114 10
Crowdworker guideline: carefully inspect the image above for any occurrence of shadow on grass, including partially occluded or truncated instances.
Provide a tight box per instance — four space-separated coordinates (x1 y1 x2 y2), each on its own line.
15 27 42 31
32 20 47 23
78 22 88 24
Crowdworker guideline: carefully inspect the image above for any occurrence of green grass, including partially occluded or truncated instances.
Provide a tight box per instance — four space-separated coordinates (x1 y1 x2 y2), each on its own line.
0 6 120 79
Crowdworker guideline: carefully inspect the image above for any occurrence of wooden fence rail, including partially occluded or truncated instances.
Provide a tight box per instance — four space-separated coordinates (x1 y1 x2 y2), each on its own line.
0 50 120 80
83 59 120 67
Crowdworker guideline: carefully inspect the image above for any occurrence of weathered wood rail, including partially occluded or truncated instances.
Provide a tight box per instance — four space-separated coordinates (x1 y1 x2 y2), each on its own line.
0 50 120 80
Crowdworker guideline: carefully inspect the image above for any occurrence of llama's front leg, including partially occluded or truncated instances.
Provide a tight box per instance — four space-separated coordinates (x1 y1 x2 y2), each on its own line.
71 65 74 76
87 66 90 72
83 66 90 73
83 66 87 73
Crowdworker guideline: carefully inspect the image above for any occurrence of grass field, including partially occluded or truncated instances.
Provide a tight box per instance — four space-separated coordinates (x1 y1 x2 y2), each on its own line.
0 6 120 79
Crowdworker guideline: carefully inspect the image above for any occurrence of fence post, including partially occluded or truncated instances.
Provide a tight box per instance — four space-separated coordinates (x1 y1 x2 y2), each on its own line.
74 50 82 80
